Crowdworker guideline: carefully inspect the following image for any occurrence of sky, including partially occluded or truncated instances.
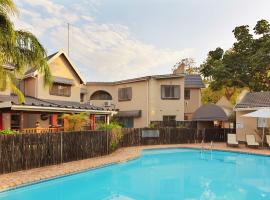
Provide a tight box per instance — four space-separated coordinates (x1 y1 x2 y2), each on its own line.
13 0 270 81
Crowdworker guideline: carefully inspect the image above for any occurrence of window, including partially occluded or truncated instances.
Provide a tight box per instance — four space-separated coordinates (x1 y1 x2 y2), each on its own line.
50 83 71 97
161 85 180 99
184 89 190 100
11 114 20 129
90 90 112 100
57 114 63 126
80 93 85 102
118 87 132 101
119 117 134 128
163 115 176 122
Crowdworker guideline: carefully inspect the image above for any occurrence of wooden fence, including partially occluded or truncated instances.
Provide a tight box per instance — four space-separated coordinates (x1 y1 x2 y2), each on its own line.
0 128 235 174
0 131 109 174
121 128 235 147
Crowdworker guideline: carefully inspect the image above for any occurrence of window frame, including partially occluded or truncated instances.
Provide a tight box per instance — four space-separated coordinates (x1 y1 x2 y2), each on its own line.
118 87 132 101
80 93 85 102
49 83 71 97
161 85 180 100
184 88 191 100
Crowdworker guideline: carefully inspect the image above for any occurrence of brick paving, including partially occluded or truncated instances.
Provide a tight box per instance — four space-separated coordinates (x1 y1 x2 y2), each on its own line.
1 143 270 192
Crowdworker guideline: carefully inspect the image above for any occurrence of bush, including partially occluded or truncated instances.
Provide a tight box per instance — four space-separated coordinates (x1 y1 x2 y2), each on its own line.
62 113 88 131
97 122 123 151
0 129 18 135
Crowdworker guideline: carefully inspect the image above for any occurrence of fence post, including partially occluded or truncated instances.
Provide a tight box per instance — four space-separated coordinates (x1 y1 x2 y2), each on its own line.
60 132 63 163
106 131 109 155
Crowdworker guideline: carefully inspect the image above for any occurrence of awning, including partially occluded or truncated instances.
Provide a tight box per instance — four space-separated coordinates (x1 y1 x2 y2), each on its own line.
192 104 229 121
53 76 74 85
115 110 141 118
242 108 270 118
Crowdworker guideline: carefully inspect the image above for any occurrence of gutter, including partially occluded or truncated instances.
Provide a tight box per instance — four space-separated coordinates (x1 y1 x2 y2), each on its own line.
0 102 114 115
11 105 113 114
233 107 270 111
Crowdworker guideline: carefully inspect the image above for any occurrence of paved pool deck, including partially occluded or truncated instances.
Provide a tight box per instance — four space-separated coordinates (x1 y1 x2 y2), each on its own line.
1 142 270 191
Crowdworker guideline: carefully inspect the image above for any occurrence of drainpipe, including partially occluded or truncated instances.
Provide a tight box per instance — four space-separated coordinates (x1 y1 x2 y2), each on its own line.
146 80 150 126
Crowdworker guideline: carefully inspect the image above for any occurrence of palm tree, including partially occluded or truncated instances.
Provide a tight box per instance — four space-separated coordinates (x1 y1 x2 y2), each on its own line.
0 0 52 102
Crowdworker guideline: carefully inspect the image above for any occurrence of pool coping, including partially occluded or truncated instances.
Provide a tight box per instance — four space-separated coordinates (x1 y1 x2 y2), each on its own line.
1 143 270 193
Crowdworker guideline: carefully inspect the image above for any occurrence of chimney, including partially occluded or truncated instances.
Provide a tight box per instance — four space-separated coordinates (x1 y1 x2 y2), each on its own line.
173 62 185 74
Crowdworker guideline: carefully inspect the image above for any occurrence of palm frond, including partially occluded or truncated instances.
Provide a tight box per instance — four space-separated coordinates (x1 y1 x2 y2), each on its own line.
0 0 18 16
10 83 24 103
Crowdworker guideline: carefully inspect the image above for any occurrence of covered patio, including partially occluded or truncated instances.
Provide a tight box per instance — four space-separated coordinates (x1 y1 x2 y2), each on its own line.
0 95 114 133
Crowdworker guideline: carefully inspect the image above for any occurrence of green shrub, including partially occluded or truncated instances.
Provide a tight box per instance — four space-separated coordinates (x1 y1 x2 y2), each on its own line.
0 129 18 135
97 122 123 151
149 123 156 128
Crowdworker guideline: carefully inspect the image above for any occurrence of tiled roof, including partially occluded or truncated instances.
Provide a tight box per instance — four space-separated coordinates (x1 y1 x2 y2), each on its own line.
0 95 105 111
184 74 205 88
235 92 270 109
192 104 229 121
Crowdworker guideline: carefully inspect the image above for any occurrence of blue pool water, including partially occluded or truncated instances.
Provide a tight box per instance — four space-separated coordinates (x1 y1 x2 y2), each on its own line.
1 148 270 200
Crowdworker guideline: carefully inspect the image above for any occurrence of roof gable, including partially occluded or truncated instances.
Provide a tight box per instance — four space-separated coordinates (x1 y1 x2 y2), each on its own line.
24 50 85 84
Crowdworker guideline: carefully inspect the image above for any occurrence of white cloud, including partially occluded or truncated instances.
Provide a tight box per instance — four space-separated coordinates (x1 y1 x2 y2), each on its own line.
13 0 193 81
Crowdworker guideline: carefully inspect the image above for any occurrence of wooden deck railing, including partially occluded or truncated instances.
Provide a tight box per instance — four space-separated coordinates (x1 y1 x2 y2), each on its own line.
14 127 65 134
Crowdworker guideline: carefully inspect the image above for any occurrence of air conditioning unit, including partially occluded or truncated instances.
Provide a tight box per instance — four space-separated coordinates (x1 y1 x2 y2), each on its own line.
87 101 93 106
104 101 111 107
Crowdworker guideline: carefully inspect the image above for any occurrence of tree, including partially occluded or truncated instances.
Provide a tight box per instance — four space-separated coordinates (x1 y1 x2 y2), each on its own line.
172 58 200 74
201 87 245 105
200 19 270 99
0 0 52 102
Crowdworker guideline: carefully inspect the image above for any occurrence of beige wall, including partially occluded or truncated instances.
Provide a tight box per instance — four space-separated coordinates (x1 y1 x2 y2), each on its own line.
23 113 50 128
86 77 185 128
116 81 148 128
236 110 270 142
87 82 149 128
24 78 37 97
148 78 184 122
86 85 116 107
2 113 10 129
36 55 82 102
0 89 10 96
184 88 201 115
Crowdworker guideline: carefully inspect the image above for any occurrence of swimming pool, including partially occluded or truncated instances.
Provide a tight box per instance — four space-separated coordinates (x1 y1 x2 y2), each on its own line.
1 148 270 200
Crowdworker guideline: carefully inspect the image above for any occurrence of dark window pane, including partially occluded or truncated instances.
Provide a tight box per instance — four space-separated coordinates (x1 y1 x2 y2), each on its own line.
161 85 180 99
49 83 71 97
118 87 132 101
184 89 190 100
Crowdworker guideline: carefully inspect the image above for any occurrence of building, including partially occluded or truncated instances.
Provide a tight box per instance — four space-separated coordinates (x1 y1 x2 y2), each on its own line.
86 74 204 128
0 49 204 130
234 91 270 142
0 50 113 132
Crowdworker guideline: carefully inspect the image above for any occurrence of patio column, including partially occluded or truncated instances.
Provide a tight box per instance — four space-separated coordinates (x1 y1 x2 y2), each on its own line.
51 114 58 127
106 115 110 124
89 114 96 130
2 113 10 129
